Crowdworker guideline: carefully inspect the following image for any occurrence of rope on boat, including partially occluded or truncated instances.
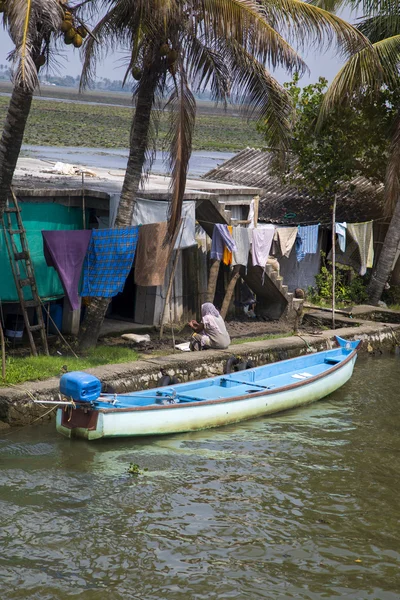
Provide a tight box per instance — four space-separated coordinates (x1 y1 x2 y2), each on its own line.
295 334 316 353
0 404 58 437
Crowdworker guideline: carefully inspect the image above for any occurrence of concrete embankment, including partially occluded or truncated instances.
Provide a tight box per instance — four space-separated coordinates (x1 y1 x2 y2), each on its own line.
0 322 399 427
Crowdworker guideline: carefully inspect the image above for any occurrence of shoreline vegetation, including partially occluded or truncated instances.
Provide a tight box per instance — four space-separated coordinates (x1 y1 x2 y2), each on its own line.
0 82 264 152
0 346 139 386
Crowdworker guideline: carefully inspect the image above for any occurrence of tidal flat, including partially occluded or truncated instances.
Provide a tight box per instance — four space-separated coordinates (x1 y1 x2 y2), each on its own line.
0 85 264 152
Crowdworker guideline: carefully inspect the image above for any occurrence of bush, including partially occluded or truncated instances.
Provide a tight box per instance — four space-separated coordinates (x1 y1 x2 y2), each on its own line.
307 253 368 306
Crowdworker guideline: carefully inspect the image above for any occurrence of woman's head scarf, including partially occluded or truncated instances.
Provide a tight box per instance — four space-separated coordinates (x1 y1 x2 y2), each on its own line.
201 303 222 333
201 303 220 318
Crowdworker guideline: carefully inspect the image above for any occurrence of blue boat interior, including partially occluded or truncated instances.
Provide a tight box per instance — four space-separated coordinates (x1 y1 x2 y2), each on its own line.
86 337 358 410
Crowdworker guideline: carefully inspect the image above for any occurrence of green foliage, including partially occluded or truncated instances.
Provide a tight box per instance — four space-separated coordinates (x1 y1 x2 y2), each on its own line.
0 345 138 385
308 253 369 305
382 284 400 306
259 74 396 197
128 463 148 475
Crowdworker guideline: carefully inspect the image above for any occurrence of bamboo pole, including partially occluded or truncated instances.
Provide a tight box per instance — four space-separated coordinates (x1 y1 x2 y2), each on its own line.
0 320 5 380
82 172 86 229
332 194 337 330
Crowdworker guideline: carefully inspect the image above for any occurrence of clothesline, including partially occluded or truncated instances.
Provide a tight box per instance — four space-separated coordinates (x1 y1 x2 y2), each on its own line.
197 216 389 227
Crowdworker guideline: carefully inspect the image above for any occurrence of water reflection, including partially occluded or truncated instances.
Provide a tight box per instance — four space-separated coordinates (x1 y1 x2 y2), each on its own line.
0 356 399 599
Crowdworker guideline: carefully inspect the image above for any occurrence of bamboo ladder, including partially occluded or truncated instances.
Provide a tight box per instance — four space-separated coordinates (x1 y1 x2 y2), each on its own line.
2 188 49 356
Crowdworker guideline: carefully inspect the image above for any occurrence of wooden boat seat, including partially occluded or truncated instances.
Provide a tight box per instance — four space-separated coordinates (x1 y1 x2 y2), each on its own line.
324 357 341 365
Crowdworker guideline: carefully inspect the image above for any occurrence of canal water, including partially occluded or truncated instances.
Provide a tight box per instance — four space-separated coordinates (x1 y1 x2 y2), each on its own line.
0 355 399 599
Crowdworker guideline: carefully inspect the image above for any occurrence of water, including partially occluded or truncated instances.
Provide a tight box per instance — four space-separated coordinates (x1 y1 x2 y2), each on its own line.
1 355 399 599
20 145 235 178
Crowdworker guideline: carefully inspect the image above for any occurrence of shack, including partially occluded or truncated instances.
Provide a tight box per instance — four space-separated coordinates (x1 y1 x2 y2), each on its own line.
0 157 260 337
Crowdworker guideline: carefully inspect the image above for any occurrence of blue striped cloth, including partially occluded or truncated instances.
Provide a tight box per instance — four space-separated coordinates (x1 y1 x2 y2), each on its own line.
82 227 139 298
296 225 319 262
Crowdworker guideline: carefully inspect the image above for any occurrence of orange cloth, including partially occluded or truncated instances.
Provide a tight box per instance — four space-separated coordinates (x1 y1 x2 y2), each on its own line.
222 226 233 265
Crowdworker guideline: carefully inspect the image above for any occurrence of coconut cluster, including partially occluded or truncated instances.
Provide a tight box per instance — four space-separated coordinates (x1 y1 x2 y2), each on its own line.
131 43 178 81
61 8 87 48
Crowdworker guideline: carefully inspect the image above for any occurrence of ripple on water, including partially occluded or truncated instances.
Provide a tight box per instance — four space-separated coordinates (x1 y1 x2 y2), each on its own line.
0 356 400 599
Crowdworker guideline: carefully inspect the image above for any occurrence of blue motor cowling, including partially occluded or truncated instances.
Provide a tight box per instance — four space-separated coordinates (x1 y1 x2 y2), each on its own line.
60 371 102 402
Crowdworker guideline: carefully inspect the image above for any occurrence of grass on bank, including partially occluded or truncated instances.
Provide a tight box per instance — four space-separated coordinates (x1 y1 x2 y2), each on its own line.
230 332 293 345
0 345 138 386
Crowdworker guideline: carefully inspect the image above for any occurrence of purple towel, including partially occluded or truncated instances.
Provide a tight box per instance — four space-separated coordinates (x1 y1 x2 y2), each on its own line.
42 230 92 310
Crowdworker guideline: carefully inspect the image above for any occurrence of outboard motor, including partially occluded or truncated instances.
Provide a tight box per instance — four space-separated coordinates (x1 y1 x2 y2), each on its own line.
60 371 102 403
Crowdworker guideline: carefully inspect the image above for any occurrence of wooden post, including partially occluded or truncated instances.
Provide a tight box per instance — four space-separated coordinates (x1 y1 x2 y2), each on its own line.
206 259 220 303
220 265 241 319
82 172 86 229
332 194 337 330
0 320 5 380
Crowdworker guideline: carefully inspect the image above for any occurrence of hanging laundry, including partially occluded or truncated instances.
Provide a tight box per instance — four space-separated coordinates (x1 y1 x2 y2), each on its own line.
222 226 233 265
232 226 251 266
42 230 92 310
251 226 275 268
347 221 374 276
134 222 175 287
276 227 298 258
81 227 139 297
335 222 347 253
210 224 237 260
296 225 319 262
248 198 255 229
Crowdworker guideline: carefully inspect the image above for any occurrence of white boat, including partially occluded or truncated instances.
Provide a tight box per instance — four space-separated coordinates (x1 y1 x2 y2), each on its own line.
55 336 360 440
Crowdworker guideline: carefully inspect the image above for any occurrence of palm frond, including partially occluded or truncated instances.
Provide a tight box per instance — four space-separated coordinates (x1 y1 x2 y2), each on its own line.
166 68 196 239
358 15 400 42
305 0 350 10
265 0 371 57
225 42 293 148
199 0 307 73
183 36 231 104
5 0 62 90
319 35 400 125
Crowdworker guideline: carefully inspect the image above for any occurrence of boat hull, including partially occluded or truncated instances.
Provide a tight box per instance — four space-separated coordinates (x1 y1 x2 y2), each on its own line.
56 352 357 440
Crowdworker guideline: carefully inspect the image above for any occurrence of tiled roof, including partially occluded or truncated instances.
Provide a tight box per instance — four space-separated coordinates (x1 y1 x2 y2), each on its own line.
203 148 385 225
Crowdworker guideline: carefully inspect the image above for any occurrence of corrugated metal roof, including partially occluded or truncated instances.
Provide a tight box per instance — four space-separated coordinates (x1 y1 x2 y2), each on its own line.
203 149 385 225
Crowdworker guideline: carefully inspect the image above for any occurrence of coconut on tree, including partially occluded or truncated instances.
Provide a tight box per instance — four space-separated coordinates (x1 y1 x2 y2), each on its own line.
77 0 373 349
0 0 90 218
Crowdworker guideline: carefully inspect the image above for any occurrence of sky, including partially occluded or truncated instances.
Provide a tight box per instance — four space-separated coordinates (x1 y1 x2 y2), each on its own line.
0 8 357 87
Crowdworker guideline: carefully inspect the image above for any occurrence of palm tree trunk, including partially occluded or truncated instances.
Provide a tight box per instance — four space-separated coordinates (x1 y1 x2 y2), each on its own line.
206 259 221 303
367 198 400 304
220 265 241 319
78 73 159 350
0 85 33 215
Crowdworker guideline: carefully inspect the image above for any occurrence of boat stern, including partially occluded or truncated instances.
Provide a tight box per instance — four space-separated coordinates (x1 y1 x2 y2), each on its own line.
56 406 104 440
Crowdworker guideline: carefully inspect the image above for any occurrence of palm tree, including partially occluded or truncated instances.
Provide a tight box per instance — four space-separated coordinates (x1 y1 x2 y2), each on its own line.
78 0 371 349
318 10 400 304
0 0 64 217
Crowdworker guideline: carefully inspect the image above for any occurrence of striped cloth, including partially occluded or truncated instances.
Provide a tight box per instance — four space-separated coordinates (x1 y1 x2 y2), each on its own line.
296 225 319 262
82 227 139 297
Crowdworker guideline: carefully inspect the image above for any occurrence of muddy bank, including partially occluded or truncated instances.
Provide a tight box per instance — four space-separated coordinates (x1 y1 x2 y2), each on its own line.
0 322 399 428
